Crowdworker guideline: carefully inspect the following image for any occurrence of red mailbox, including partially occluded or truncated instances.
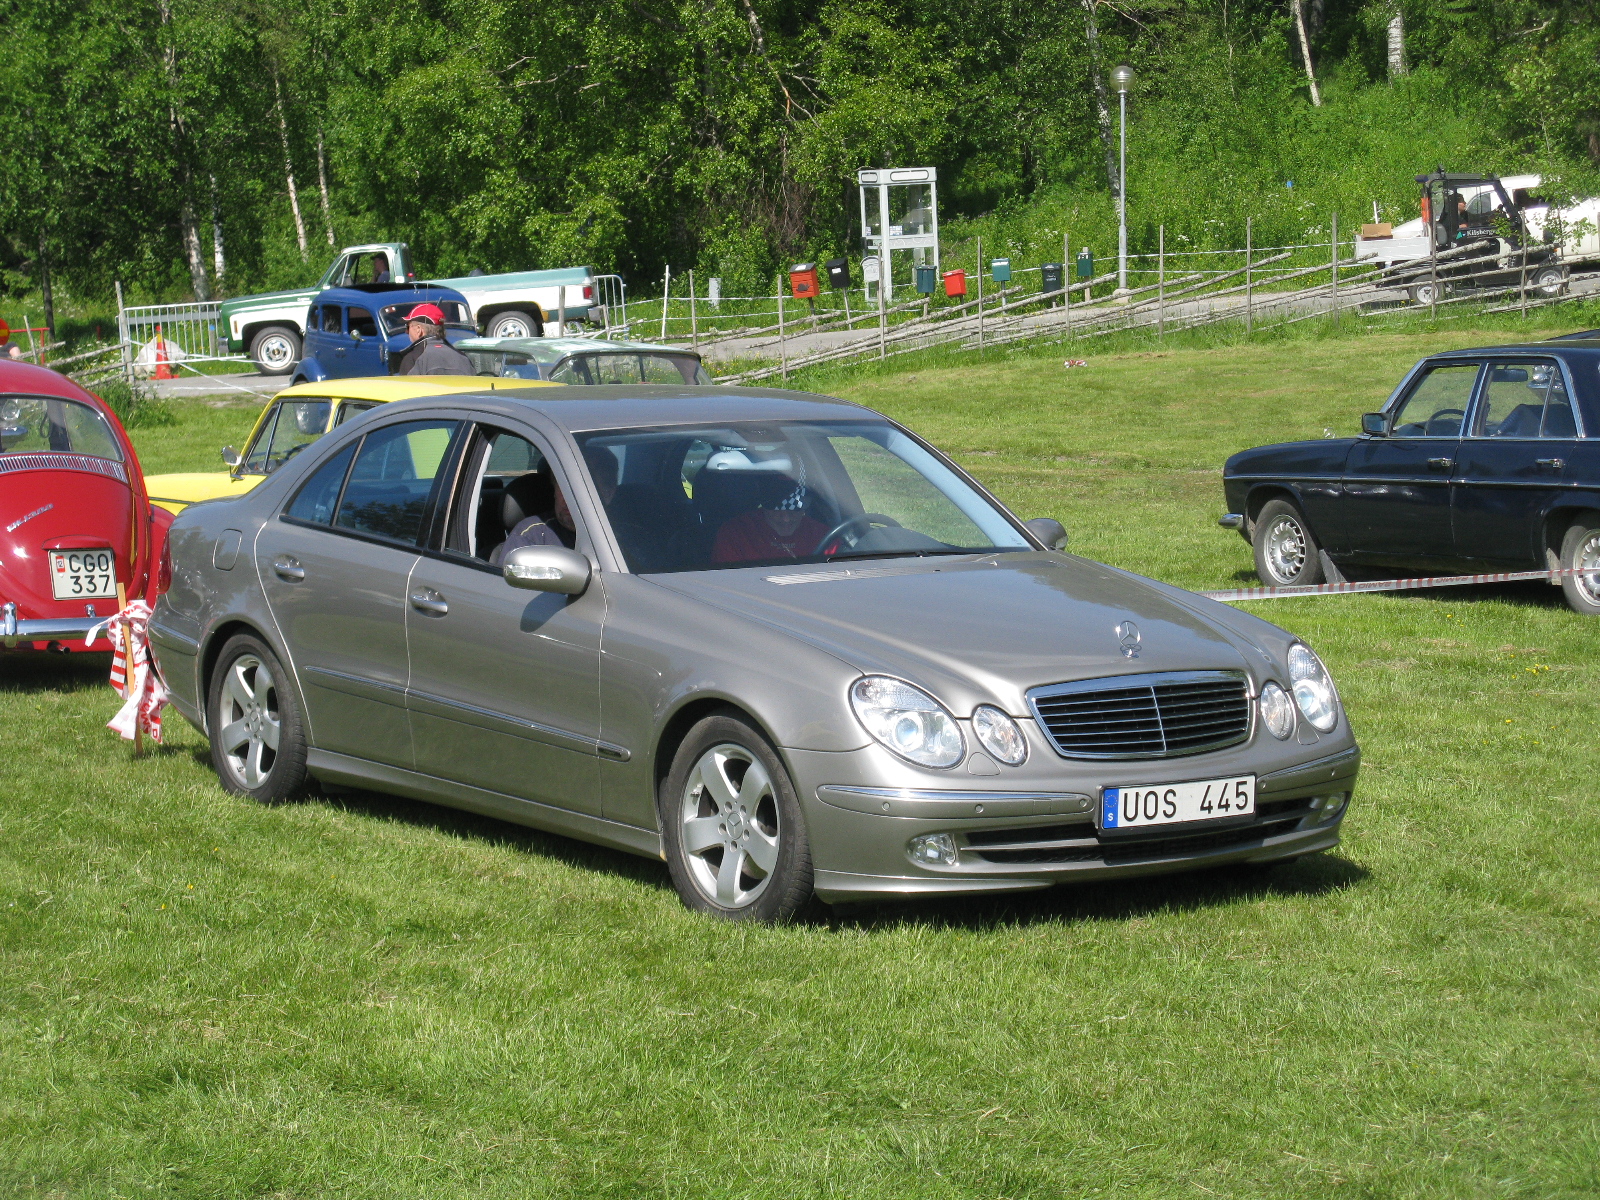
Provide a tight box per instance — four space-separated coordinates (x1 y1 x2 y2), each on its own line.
789 263 820 299
942 269 968 298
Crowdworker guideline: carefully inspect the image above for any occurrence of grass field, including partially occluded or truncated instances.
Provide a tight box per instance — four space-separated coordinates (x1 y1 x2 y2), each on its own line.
3 326 1598 1197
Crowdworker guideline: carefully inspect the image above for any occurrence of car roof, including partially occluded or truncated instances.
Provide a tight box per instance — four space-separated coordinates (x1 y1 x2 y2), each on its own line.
1422 340 1600 358
454 336 702 363
0 359 107 404
275 376 563 402
316 283 470 305
366 383 871 432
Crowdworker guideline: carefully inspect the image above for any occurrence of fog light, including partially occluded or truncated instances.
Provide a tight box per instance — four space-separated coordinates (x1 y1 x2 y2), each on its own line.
1317 792 1348 824
909 832 958 867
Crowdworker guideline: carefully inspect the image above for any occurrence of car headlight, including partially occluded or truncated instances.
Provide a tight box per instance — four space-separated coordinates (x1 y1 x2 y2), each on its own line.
1288 644 1339 733
972 705 1027 765
1258 681 1295 739
850 676 965 768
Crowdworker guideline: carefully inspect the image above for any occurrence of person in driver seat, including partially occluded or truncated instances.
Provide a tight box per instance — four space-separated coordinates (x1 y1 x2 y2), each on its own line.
493 448 618 564
712 474 827 564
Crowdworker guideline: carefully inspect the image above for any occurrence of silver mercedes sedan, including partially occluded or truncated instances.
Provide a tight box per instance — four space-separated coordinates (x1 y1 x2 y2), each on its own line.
151 385 1359 921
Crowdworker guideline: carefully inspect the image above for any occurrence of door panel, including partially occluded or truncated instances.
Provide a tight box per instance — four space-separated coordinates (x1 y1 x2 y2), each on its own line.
1342 361 1481 565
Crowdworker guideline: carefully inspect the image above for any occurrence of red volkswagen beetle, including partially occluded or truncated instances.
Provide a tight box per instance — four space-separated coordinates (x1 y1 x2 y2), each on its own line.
0 360 170 652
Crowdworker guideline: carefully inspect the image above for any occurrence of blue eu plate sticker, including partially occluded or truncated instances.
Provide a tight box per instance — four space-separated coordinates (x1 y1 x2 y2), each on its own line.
1102 788 1119 828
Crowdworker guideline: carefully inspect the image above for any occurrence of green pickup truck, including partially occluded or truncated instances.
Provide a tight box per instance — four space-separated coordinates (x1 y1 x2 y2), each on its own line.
219 243 600 374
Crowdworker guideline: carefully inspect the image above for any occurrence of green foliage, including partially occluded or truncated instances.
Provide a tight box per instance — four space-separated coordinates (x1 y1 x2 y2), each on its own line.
95 380 177 429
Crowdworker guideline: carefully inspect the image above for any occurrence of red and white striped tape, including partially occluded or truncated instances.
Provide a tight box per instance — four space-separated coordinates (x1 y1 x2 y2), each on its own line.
1201 565 1597 602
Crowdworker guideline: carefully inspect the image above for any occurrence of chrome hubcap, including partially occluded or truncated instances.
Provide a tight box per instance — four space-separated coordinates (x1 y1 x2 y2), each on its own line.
259 335 295 369
495 317 532 338
680 743 781 909
1264 515 1308 583
1576 533 1600 604
218 654 281 789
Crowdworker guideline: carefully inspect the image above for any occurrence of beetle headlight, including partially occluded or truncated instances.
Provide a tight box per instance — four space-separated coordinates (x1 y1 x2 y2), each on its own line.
971 705 1027 765
1288 644 1339 733
1258 681 1295 739
850 676 965 768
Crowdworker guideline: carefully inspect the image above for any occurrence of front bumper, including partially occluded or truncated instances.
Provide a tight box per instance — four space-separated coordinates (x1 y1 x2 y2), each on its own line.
790 738 1360 904
1 603 108 649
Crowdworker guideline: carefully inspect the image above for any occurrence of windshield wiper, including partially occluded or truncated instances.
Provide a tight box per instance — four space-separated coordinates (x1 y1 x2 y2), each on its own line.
825 547 986 562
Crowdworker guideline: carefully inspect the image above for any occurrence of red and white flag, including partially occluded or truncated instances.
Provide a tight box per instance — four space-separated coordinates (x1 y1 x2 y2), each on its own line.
87 600 169 743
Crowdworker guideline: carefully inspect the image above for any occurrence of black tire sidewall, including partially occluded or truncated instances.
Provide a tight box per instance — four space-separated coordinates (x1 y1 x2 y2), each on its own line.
659 713 814 922
1253 499 1325 587
250 326 301 376
1560 520 1600 615
206 633 309 802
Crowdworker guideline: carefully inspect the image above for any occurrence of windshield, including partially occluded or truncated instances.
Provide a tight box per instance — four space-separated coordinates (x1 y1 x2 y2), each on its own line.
0 395 123 460
378 301 474 336
463 349 546 380
576 420 1029 573
552 353 710 385
240 398 333 475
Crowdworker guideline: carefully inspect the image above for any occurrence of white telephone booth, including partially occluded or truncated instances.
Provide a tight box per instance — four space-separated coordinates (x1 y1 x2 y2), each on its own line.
858 167 940 301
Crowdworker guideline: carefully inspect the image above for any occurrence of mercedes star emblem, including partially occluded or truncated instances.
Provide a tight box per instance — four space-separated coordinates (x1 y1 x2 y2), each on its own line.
1115 620 1141 658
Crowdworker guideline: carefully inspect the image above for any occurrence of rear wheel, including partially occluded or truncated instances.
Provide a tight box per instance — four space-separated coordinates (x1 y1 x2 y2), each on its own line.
485 309 543 339
660 713 813 922
249 325 301 375
1533 266 1567 298
1252 498 1325 588
207 634 308 802
1407 280 1442 306
1559 517 1600 615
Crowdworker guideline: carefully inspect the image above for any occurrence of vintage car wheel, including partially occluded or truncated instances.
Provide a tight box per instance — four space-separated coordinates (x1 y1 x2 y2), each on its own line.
486 310 543 339
1253 499 1325 587
249 326 302 375
1559 518 1600 616
1534 266 1568 298
207 633 308 802
660 713 813 922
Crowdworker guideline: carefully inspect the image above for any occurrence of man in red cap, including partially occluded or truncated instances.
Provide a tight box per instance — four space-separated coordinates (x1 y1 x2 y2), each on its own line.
395 303 473 375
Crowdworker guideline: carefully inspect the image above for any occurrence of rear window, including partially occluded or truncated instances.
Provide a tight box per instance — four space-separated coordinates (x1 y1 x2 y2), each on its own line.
0 395 123 460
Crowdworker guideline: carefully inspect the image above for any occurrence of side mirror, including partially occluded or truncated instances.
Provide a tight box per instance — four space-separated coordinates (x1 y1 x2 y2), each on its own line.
221 445 242 467
503 545 591 595
1361 413 1388 436
1024 517 1069 551
350 330 363 343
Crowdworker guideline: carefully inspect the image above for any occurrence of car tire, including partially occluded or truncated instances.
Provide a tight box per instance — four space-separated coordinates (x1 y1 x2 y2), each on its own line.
659 712 814 922
485 309 543 339
1533 266 1567 298
1252 498 1325 588
249 326 302 376
1407 280 1442 306
206 633 308 803
1559 517 1600 616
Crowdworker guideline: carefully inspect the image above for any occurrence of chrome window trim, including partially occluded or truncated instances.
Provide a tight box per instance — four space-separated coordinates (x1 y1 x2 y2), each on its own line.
1460 354 1586 440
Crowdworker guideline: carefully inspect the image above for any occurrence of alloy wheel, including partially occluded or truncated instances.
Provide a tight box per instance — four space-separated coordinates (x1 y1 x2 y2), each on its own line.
679 743 781 909
1263 514 1308 583
1575 531 1600 606
217 654 281 789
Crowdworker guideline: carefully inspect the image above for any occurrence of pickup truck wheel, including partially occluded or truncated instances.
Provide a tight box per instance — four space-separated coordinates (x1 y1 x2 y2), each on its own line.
1407 280 1441 306
1533 266 1567 298
1559 518 1600 615
249 326 301 375
1253 499 1325 588
485 310 542 339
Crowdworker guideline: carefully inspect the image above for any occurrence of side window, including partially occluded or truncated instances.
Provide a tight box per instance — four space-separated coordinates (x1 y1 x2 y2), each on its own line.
1478 361 1577 438
334 419 459 543
321 306 343 333
444 427 551 562
1390 363 1480 437
241 404 283 473
334 400 379 427
285 442 357 525
348 307 378 338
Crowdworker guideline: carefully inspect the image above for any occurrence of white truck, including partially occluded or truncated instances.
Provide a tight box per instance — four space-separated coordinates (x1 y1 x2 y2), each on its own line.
219 243 605 374
1355 172 1600 304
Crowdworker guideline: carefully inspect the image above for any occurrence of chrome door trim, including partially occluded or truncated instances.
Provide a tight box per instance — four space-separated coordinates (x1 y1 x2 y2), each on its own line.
301 664 409 703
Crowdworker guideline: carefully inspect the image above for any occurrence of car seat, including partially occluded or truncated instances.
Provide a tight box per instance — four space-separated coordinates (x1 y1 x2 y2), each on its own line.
481 469 556 561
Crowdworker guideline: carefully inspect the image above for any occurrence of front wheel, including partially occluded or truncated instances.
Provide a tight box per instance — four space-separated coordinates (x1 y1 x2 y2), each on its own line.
1559 517 1600 615
660 713 813 922
1407 280 1443 306
249 325 302 375
485 309 543 339
206 633 308 802
1252 498 1325 587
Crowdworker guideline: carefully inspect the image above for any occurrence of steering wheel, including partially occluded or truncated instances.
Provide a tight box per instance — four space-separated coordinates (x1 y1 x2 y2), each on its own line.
816 512 903 556
1424 408 1465 436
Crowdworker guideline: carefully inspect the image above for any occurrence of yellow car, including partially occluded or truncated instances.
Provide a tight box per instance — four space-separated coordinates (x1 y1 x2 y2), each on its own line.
145 376 562 513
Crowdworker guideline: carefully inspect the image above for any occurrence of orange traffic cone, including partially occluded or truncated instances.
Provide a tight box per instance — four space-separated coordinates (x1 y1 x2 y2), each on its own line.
153 323 175 380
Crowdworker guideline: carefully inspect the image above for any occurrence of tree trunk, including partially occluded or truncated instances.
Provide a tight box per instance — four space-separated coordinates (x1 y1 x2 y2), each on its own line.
210 173 226 286
1387 5 1407 78
316 125 335 245
273 71 308 260
1291 0 1322 106
159 0 209 299
1080 0 1117 199
179 193 211 301
37 232 54 338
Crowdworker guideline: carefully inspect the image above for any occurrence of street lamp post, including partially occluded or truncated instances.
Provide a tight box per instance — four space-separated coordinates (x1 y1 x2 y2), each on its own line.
1111 64 1134 297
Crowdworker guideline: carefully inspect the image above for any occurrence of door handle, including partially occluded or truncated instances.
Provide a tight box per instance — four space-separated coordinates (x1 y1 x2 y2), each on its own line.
1536 457 1565 471
1427 457 1454 472
272 555 305 582
409 589 448 617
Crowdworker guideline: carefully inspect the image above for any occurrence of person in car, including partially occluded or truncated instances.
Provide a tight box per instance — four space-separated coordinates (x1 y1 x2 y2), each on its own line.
492 448 619 564
371 253 391 283
396 303 473 375
712 477 827 563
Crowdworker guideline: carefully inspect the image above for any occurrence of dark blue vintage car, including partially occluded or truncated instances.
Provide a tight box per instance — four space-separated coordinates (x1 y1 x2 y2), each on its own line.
290 283 476 384
1221 336 1600 614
